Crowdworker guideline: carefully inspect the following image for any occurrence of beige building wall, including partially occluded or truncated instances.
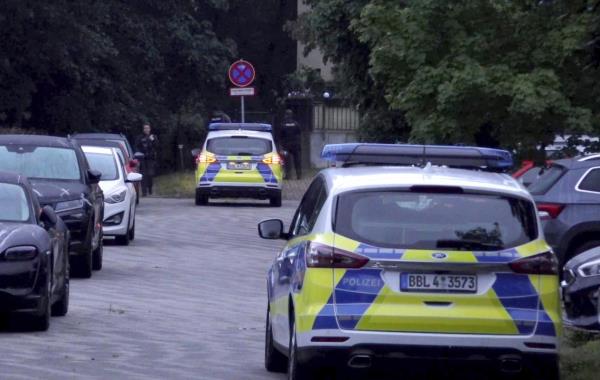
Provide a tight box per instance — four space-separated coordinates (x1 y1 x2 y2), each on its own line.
297 1 334 81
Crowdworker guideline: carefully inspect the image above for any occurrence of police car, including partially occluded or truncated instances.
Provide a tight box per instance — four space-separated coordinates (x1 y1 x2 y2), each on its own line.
194 123 283 206
258 144 561 379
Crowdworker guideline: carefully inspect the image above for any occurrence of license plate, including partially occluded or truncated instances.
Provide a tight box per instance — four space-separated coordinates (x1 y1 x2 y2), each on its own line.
227 162 251 170
400 273 477 293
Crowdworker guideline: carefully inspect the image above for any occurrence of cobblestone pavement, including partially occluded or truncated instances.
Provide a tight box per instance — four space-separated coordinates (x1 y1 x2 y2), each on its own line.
0 198 297 380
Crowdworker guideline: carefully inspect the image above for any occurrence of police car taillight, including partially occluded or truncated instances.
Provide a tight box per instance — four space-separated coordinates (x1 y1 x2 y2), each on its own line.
306 243 369 269
197 152 217 165
509 251 558 275
263 153 282 165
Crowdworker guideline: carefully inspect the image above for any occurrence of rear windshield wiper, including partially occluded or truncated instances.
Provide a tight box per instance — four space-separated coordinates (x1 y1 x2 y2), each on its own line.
436 239 504 251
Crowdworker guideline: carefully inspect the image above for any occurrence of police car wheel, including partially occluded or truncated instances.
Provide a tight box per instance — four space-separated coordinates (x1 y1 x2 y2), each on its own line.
265 308 287 372
287 320 309 380
270 194 282 207
195 191 208 206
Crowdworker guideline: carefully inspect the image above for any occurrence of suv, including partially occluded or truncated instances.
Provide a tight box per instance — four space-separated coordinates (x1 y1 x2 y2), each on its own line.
0 135 104 278
529 154 600 265
193 123 283 206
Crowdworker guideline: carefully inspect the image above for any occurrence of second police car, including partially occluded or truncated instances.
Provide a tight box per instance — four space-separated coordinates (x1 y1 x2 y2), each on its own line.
194 123 283 206
259 144 561 379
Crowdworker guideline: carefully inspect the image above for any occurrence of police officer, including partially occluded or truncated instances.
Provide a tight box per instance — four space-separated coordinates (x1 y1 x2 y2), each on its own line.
280 109 302 179
135 124 159 196
210 110 232 123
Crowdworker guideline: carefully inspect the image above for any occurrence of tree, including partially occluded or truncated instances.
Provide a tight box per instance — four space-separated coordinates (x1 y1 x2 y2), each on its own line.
356 0 598 154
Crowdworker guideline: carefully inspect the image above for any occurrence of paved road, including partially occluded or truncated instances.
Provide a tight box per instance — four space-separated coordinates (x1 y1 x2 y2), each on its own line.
0 198 297 380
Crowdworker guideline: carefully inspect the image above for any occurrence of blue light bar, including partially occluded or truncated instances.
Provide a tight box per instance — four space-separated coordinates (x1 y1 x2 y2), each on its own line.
208 123 272 132
321 143 513 172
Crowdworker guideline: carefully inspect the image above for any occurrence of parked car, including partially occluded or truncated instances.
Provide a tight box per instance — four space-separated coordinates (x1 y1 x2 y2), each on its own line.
528 154 600 266
512 160 552 187
0 171 70 331
0 135 104 278
82 146 141 246
562 246 600 330
72 133 143 204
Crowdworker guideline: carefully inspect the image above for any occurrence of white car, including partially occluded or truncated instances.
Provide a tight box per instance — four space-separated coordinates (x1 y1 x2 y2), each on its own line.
82 146 142 245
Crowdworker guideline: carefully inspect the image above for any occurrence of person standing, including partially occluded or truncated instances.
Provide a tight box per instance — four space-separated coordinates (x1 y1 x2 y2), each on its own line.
135 124 159 196
280 109 302 179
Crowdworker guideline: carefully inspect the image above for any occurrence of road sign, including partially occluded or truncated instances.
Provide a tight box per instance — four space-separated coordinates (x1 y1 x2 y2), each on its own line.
230 87 255 96
228 60 256 88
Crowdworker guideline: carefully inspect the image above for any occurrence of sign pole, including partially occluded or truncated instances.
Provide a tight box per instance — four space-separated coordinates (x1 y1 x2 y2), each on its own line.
241 96 245 123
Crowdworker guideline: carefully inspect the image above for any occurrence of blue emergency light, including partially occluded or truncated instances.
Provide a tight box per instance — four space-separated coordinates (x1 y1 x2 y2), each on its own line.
208 123 272 132
321 143 513 172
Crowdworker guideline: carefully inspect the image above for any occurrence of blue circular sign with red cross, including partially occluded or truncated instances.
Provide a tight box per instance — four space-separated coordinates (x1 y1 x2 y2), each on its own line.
228 60 256 88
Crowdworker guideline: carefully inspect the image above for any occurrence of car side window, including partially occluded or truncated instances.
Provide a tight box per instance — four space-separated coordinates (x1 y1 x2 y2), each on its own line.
290 177 325 238
578 168 600 193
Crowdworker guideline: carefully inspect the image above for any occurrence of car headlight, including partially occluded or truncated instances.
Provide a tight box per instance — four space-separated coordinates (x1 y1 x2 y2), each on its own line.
578 258 600 277
55 199 85 213
106 189 127 204
2 246 38 261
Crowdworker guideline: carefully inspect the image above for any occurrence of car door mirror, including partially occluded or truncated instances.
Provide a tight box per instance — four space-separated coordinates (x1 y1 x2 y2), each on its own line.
126 173 143 182
40 205 58 228
191 148 201 158
258 219 287 240
87 169 102 184
133 152 145 160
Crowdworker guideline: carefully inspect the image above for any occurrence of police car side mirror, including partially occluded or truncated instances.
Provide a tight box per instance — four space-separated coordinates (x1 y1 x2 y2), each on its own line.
258 219 288 240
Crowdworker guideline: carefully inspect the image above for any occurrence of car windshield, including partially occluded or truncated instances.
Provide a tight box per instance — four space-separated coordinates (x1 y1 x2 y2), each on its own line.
0 145 81 181
528 165 566 195
84 152 118 181
0 182 30 222
206 137 272 156
335 191 537 251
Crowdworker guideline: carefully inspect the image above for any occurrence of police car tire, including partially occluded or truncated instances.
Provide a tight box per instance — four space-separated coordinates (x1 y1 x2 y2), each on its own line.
287 320 310 380
195 192 208 206
265 309 287 373
270 194 282 207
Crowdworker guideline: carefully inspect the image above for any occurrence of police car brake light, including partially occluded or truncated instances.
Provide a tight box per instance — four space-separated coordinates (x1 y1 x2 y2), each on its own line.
306 243 369 269
208 123 272 132
197 151 217 164
509 251 558 275
321 143 513 172
263 153 282 165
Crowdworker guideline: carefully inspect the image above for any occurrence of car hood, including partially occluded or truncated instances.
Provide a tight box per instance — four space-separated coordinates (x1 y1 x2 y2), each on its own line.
0 221 48 252
99 179 123 195
29 179 88 205
565 246 600 270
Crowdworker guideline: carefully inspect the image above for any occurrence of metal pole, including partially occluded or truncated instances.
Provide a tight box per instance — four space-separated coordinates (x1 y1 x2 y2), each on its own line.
241 96 245 123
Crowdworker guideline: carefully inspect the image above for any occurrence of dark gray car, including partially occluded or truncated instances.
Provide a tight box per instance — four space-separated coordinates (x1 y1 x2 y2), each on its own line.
562 247 600 330
529 154 600 266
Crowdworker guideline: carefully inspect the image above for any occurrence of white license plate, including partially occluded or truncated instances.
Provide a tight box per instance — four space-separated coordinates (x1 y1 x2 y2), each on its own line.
401 273 477 293
227 162 251 170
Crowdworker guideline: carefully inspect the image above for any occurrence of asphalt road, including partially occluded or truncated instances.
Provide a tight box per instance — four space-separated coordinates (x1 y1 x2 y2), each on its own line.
0 198 296 380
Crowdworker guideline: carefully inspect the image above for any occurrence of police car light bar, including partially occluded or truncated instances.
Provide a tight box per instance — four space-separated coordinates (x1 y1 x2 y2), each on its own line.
321 143 513 172
208 123 272 132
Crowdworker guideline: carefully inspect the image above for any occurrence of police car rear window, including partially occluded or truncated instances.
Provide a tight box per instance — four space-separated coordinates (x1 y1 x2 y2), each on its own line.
207 137 272 156
335 191 537 251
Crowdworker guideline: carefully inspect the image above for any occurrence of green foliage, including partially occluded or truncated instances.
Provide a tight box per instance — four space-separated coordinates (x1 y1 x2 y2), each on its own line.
355 0 598 152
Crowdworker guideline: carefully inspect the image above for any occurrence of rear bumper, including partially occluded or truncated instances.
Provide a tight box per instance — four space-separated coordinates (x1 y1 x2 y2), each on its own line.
196 182 281 199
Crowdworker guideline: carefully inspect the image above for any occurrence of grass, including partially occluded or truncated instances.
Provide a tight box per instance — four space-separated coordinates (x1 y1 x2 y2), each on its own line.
154 171 196 198
561 328 600 379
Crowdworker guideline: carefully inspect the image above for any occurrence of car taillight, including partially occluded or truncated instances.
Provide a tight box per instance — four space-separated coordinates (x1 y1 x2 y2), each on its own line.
196 152 217 165
536 203 564 219
509 251 558 275
263 153 282 165
306 243 369 269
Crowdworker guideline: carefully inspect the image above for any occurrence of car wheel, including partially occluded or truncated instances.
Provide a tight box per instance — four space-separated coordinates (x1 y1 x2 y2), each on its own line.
116 214 131 246
92 234 103 271
270 193 282 207
195 191 208 206
265 307 287 373
29 280 51 331
72 247 93 279
128 219 135 241
288 318 309 380
51 276 69 317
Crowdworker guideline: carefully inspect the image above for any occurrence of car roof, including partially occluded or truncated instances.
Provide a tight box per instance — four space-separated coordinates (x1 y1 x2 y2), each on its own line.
81 145 115 155
321 166 530 198
553 154 600 170
0 170 28 185
71 133 126 140
0 134 74 148
206 130 274 140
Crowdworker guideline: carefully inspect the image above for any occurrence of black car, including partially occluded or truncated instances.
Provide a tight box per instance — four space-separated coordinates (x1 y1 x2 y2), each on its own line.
563 246 600 330
0 171 70 331
0 135 104 278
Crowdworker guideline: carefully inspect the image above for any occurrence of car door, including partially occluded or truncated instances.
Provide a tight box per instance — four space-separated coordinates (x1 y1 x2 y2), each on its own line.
270 177 326 347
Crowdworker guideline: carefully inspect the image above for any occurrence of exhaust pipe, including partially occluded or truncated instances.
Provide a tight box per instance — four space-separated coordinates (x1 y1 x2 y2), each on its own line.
499 355 522 373
348 355 372 369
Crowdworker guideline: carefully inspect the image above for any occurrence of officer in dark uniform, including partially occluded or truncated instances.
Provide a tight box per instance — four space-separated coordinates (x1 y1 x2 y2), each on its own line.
210 110 232 123
135 124 159 196
280 109 302 179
